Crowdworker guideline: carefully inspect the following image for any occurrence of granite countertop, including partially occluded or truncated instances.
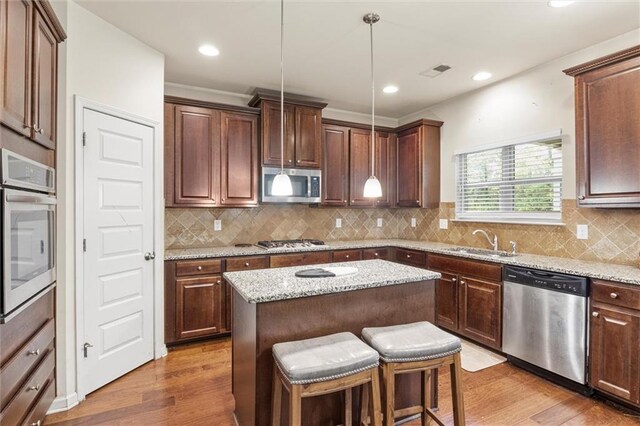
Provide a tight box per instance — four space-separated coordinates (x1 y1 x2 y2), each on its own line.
224 259 441 303
166 239 640 286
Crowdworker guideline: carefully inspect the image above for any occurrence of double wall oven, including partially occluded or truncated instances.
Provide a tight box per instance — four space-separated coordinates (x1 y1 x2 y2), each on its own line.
1 150 56 322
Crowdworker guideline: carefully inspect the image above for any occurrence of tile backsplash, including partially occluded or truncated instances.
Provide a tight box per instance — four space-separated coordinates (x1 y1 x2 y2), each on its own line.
166 200 640 266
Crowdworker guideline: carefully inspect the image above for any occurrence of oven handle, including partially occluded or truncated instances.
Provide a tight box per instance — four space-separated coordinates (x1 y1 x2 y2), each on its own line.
5 194 57 205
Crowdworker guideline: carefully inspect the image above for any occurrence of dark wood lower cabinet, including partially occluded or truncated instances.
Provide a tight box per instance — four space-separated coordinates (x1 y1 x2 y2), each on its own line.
435 271 458 331
176 276 223 340
458 276 502 348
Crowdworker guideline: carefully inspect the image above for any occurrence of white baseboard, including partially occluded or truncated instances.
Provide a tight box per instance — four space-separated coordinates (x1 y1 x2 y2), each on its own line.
47 392 80 414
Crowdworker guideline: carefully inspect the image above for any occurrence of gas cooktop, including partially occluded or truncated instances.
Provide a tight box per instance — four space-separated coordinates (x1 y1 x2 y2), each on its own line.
256 239 325 249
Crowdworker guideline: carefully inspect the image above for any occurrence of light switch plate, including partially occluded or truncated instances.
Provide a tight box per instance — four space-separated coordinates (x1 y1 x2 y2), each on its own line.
411 218 417 228
439 219 449 229
214 220 222 231
577 224 588 240
377 218 383 228
335 218 342 228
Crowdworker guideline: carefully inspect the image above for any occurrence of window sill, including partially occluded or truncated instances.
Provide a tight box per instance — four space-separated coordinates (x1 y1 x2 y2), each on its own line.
452 218 565 227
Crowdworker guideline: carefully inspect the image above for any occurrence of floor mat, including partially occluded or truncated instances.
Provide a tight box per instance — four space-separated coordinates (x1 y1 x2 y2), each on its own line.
460 339 506 372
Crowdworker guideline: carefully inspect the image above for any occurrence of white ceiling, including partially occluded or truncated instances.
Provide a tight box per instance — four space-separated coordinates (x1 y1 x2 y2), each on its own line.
76 0 640 118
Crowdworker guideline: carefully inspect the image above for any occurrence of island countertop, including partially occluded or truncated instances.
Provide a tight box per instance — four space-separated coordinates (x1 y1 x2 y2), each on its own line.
223 259 441 303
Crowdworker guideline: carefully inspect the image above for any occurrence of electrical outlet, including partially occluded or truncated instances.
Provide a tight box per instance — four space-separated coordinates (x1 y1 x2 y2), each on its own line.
411 218 417 228
576 224 588 240
377 218 383 228
439 219 449 229
214 220 222 231
335 218 342 228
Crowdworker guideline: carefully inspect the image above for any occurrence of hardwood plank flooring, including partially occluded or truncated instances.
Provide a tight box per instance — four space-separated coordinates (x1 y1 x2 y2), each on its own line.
46 338 639 425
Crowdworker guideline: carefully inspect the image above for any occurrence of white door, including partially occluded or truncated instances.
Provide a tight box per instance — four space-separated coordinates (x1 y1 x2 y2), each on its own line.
80 108 155 395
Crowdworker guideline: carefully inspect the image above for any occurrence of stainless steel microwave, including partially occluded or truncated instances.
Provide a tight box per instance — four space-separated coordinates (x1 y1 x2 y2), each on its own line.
261 167 321 203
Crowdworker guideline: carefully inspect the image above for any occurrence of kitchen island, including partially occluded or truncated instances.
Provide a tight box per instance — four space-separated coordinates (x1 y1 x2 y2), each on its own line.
224 259 441 426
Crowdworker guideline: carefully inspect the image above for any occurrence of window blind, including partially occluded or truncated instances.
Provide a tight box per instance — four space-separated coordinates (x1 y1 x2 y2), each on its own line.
455 138 563 223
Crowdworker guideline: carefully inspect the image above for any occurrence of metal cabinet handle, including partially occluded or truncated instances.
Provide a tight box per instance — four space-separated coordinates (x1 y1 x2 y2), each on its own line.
35 127 44 134
288 159 292 163
451 277 457 283
27 349 41 356
345 255 350 259
216 280 221 285
244 262 250 267
610 293 618 299
296 160 301 163
460 280 466 285
31 421 42 426
374 253 379 257
197 266 203 271
592 311 599 317
578 195 586 200
406 254 411 258
27 384 41 392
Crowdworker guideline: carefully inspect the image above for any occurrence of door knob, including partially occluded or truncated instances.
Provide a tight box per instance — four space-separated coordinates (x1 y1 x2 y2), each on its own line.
144 252 156 261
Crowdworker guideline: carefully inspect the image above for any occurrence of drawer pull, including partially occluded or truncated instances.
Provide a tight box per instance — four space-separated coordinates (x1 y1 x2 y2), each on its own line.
406 254 411 258
610 293 618 299
345 255 350 259
27 349 41 356
31 421 42 426
27 384 41 392
197 266 203 271
244 262 250 267
374 253 379 256
592 311 599 317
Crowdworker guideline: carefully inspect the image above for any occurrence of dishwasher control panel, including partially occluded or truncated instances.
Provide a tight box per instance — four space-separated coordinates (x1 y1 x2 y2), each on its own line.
503 266 588 297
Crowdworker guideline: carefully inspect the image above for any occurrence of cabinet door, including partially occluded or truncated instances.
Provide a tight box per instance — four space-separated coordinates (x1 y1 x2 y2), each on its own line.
321 125 349 206
349 128 373 206
459 276 502 349
176 276 222 340
220 112 258 206
173 106 220 206
31 8 57 149
435 272 458 331
374 131 394 208
590 303 640 404
396 127 422 207
0 0 32 137
261 101 294 167
576 56 640 207
294 105 322 168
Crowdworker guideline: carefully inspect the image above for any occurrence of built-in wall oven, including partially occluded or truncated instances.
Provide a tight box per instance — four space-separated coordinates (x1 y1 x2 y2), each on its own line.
1 149 56 322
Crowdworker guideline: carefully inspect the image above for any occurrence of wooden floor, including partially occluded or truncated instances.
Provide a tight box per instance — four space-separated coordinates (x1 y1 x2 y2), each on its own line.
46 338 639 426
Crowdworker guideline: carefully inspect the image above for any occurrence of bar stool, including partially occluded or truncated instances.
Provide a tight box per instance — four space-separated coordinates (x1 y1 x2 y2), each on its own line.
361 321 465 425
271 332 383 426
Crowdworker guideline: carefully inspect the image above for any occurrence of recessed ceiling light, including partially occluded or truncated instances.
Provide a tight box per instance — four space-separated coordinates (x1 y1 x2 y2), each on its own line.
548 1 575 7
198 44 220 57
383 85 399 94
472 71 492 81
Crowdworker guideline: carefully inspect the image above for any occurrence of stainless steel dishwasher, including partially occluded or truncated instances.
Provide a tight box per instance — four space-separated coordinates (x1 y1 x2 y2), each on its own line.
502 265 589 384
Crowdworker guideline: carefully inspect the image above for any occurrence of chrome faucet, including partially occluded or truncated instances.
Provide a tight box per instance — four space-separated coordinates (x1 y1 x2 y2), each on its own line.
472 229 498 252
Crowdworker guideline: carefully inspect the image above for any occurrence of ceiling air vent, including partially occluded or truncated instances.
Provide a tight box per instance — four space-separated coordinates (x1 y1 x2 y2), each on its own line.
420 64 452 78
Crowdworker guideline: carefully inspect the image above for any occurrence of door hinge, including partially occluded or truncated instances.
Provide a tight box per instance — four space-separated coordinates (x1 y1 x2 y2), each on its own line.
82 131 86 146
83 238 87 252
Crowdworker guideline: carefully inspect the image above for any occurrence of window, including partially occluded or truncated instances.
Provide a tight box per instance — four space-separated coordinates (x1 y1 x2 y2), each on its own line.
455 135 562 224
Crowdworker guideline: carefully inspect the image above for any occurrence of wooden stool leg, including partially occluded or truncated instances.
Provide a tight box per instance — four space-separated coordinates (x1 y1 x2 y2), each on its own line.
450 353 465 426
430 368 438 411
360 383 370 425
382 363 395 426
370 369 382 426
272 366 283 426
289 384 302 426
345 387 353 426
421 370 431 426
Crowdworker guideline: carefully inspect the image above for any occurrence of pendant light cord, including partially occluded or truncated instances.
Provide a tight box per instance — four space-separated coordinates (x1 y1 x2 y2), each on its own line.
280 0 285 173
369 19 375 177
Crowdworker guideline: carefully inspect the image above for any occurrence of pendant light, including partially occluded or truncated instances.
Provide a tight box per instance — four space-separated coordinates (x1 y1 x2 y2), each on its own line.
271 0 293 196
363 13 383 198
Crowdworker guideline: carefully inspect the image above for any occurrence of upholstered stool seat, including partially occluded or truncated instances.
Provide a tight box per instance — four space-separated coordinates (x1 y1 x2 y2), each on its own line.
271 332 382 426
361 322 466 426
362 321 461 362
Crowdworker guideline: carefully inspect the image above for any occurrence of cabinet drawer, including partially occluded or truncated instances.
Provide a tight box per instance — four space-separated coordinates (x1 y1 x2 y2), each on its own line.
270 251 332 268
362 248 389 260
394 249 427 267
333 250 362 262
0 351 54 426
427 254 502 282
176 259 222 276
592 280 640 310
0 319 54 409
226 256 269 272
22 377 55 426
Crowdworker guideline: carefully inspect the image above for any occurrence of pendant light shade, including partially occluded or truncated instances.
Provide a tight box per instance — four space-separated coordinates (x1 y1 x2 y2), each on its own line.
275 0 293 196
272 171 293 196
363 12 382 199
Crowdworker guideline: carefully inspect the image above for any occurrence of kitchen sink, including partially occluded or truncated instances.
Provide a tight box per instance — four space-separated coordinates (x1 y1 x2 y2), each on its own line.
445 247 518 258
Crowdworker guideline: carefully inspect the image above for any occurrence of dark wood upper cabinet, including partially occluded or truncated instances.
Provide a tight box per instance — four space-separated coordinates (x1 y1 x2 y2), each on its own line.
249 92 326 169
165 98 260 208
349 128 373 206
172 105 220 206
321 124 349 206
564 45 640 208
395 120 442 208
0 0 64 151
374 131 395 208
220 112 259 206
